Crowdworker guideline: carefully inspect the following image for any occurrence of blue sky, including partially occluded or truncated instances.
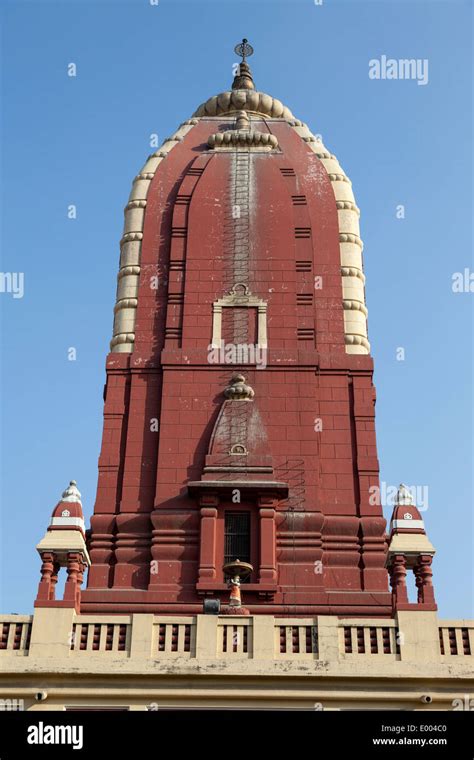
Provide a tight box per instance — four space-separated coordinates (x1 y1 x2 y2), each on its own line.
0 0 472 617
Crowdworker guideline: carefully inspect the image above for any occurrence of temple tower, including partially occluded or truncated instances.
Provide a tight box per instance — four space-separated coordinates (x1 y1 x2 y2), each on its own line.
36 42 437 618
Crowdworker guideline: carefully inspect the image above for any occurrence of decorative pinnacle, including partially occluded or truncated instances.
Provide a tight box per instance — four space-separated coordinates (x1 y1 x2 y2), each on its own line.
232 38 255 91
224 373 255 401
395 483 414 506
61 480 82 504
234 38 254 63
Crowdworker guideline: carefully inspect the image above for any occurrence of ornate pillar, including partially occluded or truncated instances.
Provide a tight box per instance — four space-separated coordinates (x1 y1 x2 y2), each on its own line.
414 553 436 605
36 552 56 602
389 553 409 607
197 495 219 585
63 552 82 604
258 497 277 584
76 559 88 605
49 560 61 601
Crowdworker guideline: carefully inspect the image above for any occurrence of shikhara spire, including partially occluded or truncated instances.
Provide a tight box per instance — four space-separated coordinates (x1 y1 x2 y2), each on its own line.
33 41 436 620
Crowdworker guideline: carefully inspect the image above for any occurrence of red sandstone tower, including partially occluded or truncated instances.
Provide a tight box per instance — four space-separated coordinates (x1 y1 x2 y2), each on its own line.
35 42 437 618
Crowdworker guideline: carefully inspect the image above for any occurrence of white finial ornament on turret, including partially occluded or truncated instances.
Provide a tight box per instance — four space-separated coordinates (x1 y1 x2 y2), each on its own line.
61 480 82 505
395 483 414 506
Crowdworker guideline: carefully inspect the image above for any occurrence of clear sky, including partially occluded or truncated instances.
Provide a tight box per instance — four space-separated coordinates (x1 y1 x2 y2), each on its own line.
0 0 472 617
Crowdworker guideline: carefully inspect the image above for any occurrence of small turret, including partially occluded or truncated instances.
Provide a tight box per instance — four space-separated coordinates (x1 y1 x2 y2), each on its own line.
35 481 90 611
385 484 436 611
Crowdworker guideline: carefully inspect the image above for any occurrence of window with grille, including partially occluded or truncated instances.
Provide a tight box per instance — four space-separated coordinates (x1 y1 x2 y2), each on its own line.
224 512 251 567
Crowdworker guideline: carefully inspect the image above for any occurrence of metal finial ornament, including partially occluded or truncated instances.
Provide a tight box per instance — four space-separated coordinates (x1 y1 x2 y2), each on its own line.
234 38 254 63
232 38 256 91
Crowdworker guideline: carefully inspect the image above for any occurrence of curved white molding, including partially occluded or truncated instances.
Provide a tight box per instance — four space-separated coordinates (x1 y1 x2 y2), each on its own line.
118 265 141 280
336 201 360 214
339 233 363 250
110 332 136 350
288 120 370 354
208 129 278 149
193 89 295 119
114 298 138 312
341 266 365 283
343 299 368 317
110 120 198 352
345 334 370 350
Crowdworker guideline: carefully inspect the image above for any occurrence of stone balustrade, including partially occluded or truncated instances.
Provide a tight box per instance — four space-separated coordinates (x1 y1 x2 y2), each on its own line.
1 610 472 710
1 610 473 662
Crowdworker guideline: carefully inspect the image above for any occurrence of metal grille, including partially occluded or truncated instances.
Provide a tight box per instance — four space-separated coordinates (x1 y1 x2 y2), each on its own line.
224 512 251 566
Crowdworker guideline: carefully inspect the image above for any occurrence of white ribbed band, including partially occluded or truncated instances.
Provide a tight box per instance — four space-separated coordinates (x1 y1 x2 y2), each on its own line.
50 517 85 531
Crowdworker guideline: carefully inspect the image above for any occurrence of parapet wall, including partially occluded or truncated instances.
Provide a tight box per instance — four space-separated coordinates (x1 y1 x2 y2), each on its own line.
0 610 473 710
